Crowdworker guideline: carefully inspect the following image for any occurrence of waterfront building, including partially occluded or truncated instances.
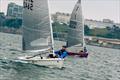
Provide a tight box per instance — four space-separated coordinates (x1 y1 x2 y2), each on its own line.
52 12 70 24
7 3 23 19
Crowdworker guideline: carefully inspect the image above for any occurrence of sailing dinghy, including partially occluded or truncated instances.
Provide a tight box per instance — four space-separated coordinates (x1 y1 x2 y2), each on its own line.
67 0 88 58
17 0 64 68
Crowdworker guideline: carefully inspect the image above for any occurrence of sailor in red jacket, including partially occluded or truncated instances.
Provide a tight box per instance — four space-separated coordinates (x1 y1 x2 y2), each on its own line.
68 47 88 57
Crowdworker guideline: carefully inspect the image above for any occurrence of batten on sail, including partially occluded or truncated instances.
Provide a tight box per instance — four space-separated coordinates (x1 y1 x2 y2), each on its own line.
67 0 84 51
22 0 53 52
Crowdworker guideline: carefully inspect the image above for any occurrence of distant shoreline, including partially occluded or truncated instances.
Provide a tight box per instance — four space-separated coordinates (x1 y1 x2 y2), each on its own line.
0 32 119 50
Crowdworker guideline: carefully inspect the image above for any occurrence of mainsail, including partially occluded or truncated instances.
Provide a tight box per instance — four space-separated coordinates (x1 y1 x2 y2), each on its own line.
67 0 84 49
22 0 53 52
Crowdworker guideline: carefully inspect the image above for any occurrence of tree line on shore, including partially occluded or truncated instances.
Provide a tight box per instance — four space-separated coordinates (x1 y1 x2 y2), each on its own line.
0 18 22 29
84 24 120 39
52 22 120 39
0 19 120 39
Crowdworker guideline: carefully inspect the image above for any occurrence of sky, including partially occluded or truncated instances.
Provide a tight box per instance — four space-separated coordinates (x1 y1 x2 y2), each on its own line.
0 0 120 23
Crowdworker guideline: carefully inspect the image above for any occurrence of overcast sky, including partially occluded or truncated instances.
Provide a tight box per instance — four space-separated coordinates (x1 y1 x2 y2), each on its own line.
0 0 120 23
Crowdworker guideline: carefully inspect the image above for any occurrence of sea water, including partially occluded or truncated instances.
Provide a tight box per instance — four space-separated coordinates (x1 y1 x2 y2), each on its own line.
0 32 120 80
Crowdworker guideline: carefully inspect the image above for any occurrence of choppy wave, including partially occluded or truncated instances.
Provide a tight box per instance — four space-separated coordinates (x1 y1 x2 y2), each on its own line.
0 32 120 80
0 46 120 80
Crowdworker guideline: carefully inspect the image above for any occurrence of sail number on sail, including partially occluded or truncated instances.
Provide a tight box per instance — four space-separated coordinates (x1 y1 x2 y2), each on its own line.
24 0 33 10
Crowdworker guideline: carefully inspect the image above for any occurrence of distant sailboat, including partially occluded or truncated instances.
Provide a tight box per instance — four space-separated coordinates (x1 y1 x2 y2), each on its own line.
67 0 88 57
17 0 64 68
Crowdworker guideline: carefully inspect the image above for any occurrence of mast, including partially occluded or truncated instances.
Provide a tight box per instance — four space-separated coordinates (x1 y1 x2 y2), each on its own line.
48 0 54 53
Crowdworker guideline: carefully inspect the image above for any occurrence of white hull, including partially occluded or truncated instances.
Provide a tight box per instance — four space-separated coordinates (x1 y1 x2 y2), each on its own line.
17 56 64 68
